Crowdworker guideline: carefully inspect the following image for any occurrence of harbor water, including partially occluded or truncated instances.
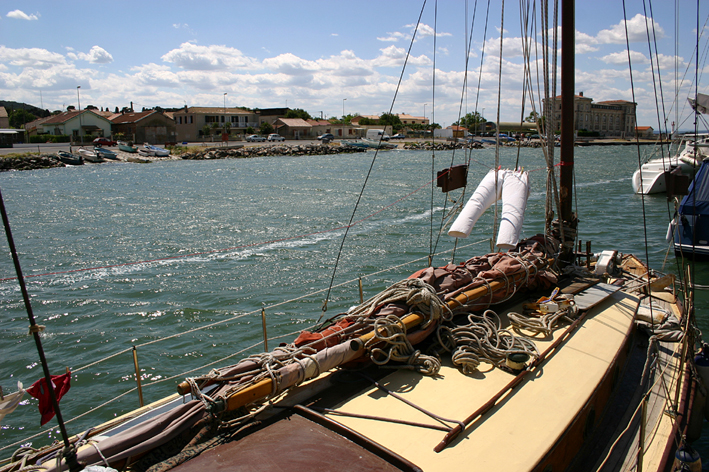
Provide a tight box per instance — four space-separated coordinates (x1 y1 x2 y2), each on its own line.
1 145 709 465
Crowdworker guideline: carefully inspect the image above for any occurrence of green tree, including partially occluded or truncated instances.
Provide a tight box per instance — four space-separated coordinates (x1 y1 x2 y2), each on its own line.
259 121 274 135
285 108 312 120
379 112 403 131
210 122 220 135
246 126 255 135
452 112 486 133
9 109 36 128
202 125 211 141
525 111 539 123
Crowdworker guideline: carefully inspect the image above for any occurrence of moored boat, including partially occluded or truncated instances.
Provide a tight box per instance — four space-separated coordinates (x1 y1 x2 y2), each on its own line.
117 141 138 153
94 147 118 160
77 147 104 163
670 158 709 259
55 151 83 166
143 143 170 157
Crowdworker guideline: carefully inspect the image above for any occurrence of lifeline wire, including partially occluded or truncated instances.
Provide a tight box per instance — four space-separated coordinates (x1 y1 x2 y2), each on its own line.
319 0 428 321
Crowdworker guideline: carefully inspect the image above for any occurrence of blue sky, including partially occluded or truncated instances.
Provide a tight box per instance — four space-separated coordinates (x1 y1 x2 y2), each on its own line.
0 0 706 130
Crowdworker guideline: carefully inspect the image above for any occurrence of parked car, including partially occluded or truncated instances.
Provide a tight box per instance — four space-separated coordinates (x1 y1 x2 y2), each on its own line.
317 133 334 141
246 135 266 142
391 133 406 139
267 134 285 142
93 137 117 146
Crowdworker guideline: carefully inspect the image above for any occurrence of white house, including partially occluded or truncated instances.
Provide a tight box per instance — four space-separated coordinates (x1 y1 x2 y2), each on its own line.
40 110 113 140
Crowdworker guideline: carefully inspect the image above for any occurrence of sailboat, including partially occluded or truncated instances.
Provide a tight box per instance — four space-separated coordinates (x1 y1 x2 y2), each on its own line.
0 2 704 472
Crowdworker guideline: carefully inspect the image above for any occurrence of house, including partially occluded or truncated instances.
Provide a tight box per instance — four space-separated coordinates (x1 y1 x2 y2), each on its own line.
257 108 290 127
396 114 429 126
40 110 113 141
172 107 260 142
24 115 59 137
351 115 381 126
448 125 468 138
635 126 654 138
111 110 177 144
273 118 312 139
0 107 9 128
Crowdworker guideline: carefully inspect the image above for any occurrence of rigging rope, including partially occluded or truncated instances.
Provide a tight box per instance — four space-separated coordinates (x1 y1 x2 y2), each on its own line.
318 0 429 322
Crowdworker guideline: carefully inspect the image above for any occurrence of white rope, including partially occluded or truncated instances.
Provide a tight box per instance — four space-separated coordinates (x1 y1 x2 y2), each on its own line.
440 310 539 374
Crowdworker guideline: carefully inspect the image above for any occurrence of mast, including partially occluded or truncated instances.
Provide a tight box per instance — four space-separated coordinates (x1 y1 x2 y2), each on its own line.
559 0 574 221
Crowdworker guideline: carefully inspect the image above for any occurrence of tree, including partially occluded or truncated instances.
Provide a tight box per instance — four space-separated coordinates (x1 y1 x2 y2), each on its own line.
9 109 36 128
285 108 312 120
525 111 539 123
452 112 486 133
246 126 255 135
114 107 119 113
86 105 98 110
379 112 403 131
202 125 211 141
259 122 274 135
67 105 76 111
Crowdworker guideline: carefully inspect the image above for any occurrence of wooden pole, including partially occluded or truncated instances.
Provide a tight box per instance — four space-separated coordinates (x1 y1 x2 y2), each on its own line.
559 0 575 223
132 346 144 407
261 308 269 352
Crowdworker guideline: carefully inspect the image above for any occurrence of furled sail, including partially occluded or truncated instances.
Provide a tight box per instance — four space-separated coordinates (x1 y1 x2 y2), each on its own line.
448 169 530 250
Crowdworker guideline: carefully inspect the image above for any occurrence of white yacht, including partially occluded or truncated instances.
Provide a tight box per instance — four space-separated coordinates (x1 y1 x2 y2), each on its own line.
631 134 707 194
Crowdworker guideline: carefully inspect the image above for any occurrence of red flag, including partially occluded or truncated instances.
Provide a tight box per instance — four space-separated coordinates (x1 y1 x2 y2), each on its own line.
26 372 71 425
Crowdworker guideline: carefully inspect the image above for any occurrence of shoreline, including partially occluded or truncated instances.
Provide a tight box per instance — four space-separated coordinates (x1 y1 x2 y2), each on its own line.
0 138 670 172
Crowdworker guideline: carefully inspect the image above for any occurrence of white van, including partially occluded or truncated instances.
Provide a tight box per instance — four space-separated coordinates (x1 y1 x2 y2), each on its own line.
365 129 390 141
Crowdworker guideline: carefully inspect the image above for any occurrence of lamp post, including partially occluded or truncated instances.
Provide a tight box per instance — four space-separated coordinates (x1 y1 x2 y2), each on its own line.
223 93 228 145
342 98 347 138
77 86 82 144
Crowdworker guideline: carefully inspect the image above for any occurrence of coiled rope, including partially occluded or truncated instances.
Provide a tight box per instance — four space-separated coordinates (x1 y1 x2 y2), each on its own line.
436 310 539 374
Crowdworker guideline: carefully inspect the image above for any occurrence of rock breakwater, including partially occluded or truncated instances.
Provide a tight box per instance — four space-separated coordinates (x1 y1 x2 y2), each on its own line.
180 144 366 160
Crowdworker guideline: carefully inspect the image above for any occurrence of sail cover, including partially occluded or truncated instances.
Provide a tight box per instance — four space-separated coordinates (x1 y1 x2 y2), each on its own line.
688 93 709 115
679 160 709 216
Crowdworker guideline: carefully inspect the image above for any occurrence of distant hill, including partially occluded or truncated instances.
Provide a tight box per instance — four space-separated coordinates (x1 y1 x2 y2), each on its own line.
0 101 52 118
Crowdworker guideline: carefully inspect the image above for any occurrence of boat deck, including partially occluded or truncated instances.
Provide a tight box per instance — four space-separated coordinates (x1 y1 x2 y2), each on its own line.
317 286 636 471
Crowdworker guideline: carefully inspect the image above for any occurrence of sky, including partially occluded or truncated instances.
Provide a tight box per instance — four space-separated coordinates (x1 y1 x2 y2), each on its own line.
0 0 707 131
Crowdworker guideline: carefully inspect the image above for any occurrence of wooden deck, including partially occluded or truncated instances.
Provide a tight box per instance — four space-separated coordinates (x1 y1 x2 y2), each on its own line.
324 287 643 471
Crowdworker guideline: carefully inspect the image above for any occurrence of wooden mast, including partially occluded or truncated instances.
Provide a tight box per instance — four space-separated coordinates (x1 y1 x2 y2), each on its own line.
559 0 574 222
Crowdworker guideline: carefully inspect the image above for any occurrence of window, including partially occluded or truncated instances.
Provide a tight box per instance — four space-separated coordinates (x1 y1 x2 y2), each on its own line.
189 116 193 124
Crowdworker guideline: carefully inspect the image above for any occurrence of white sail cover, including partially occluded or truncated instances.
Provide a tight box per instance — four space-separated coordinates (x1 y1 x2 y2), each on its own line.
448 169 530 250
688 93 709 115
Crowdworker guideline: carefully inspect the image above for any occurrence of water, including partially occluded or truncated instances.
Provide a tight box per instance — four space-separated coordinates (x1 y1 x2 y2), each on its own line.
1 146 708 465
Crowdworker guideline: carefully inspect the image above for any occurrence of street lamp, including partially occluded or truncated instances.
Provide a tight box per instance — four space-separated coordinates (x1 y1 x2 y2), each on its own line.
223 93 228 144
77 86 82 144
342 98 347 138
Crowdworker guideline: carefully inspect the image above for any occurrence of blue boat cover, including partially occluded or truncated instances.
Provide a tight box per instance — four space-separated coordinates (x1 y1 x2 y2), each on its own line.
679 160 709 215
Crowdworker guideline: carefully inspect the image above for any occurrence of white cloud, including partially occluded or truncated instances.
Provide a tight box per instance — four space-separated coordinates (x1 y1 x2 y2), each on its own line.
68 46 114 64
597 14 664 44
378 23 451 43
7 10 38 20
162 42 259 71
600 50 648 65
0 46 66 69
131 63 180 87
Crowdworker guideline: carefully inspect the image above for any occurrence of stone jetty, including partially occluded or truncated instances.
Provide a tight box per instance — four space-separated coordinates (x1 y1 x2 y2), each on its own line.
180 143 366 160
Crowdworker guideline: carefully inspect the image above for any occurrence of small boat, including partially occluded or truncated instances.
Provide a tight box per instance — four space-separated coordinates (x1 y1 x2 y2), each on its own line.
137 148 154 157
117 141 138 153
94 147 118 160
144 143 170 157
77 147 104 163
670 158 709 258
361 138 397 149
55 151 84 166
